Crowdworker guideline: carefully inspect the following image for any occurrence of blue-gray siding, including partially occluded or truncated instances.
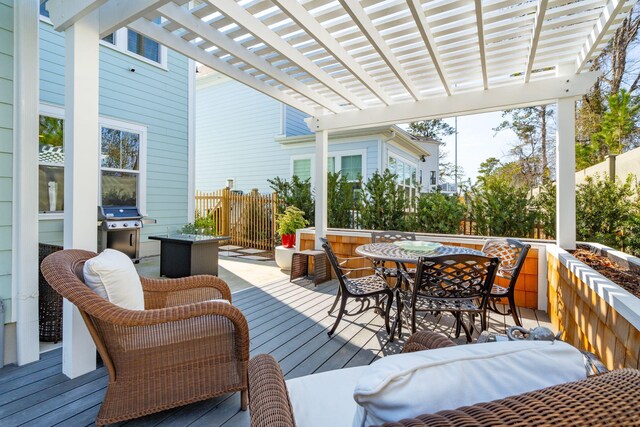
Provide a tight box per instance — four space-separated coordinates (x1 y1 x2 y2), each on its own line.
0 0 13 322
39 21 190 256
284 105 311 137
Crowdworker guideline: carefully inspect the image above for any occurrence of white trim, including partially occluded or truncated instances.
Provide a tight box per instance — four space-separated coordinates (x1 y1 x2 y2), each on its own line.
187 58 196 223
39 213 65 221
12 0 41 365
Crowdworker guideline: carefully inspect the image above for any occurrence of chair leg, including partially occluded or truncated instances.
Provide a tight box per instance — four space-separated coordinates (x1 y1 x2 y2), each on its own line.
328 295 348 337
410 304 417 335
454 313 462 338
328 287 341 315
508 294 522 327
241 389 248 411
384 292 393 334
459 317 473 343
396 295 403 339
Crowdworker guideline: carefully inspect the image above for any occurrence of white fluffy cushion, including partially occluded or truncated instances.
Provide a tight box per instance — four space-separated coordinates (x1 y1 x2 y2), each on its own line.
353 340 587 427
287 366 368 427
83 249 145 310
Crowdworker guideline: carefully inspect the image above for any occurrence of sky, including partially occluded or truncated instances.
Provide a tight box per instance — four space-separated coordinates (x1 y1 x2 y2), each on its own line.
408 111 520 185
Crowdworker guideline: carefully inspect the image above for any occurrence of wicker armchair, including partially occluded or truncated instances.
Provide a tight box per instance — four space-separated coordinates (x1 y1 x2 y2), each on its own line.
40 249 250 427
248 331 639 427
39 243 64 342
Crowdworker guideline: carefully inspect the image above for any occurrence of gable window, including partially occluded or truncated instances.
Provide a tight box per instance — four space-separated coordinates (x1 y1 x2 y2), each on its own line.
39 106 65 214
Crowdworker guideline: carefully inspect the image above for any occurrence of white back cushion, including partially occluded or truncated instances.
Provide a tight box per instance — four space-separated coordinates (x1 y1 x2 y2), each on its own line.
353 340 586 427
287 366 368 427
83 249 145 310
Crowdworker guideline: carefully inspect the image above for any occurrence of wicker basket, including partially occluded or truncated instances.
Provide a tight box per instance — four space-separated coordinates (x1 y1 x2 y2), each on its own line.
39 243 64 342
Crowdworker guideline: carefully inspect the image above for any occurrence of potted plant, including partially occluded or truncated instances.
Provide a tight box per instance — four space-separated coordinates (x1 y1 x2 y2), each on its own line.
277 206 308 248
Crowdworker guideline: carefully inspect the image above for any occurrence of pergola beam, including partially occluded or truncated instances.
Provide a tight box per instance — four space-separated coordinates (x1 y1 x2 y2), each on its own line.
339 0 421 101
311 72 599 131
269 0 394 106
525 0 549 83
474 0 488 90
46 0 109 32
208 0 368 110
406 0 452 95
158 3 344 113
128 18 317 115
576 0 632 72
99 0 173 38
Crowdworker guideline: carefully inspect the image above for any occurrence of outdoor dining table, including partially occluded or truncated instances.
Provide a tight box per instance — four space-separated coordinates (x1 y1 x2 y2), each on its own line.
355 242 484 266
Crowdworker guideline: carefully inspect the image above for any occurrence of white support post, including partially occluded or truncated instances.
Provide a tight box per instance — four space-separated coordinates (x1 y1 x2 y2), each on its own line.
187 59 196 223
12 0 40 366
556 97 577 250
62 11 100 378
314 129 328 249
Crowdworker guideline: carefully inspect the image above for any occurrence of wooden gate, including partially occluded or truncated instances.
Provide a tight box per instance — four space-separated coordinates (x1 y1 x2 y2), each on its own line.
195 188 278 251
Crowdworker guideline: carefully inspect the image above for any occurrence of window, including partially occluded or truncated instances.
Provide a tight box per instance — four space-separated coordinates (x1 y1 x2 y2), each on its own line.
388 154 418 198
328 157 336 174
292 158 312 181
39 111 65 213
100 121 146 209
127 29 160 63
39 0 49 18
102 32 116 45
430 171 437 186
340 155 362 181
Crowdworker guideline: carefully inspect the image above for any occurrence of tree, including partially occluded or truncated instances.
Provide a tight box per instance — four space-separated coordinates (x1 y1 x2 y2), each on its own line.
358 170 408 231
407 119 455 139
327 172 357 228
595 89 640 155
412 191 465 234
268 176 314 225
494 105 554 188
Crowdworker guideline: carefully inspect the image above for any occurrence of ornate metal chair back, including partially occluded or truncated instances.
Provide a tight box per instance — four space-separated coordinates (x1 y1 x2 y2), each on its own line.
370 230 416 243
481 238 530 287
411 254 500 305
320 237 354 296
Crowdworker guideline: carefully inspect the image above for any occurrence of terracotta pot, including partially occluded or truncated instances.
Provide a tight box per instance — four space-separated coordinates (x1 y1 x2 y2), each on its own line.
281 234 296 248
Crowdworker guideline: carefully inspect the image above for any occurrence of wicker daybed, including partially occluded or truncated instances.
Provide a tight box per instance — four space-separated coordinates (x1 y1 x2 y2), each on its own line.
248 331 640 427
41 249 250 426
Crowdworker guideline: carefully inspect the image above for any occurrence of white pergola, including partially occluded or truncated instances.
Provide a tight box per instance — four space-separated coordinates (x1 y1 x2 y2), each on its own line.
23 0 633 376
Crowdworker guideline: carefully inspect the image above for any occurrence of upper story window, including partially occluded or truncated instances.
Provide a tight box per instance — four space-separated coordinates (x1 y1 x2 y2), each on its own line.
39 2 166 68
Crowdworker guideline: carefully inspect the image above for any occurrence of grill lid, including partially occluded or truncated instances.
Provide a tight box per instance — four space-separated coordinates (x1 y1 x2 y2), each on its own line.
98 206 142 220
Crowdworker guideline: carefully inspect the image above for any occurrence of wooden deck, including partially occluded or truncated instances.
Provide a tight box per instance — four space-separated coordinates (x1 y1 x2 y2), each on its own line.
0 278 550 427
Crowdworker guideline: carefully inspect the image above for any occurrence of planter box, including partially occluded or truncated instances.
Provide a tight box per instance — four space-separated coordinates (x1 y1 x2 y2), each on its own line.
547 244 640 371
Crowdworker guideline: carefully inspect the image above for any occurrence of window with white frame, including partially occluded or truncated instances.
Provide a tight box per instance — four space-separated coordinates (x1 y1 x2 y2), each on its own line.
37 105 147 215
388 153 417 197
291 152 364 183
292 157 312 181
39 2 166 67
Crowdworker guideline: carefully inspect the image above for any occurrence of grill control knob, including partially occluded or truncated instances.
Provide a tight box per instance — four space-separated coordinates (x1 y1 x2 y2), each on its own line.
123 223 128 227
110 223 117 228
134 222 140 227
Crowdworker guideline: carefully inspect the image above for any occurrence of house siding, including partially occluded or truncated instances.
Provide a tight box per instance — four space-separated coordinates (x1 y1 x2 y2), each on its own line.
284 105 311 137
38 22 190 256
0 0 13 322
196 78 284 193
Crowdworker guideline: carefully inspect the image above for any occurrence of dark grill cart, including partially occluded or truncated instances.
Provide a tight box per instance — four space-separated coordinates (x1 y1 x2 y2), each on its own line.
149 234 230 278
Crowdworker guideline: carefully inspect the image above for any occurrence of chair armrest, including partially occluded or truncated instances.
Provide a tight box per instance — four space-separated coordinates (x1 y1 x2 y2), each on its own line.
402 331 457 353
249 354 296 427
141 275 232 308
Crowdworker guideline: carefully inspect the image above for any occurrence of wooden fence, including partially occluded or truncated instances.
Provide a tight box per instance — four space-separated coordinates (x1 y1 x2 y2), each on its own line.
195 188 278 251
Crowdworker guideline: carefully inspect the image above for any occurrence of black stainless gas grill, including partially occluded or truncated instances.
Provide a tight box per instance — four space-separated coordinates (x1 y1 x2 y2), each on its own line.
98 206 144 262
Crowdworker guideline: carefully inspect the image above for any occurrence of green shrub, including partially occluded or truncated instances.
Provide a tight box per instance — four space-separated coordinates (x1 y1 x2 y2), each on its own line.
466 175 536 237
276 206 309 235
412 191 465 234
534 183 556 238
358 170 409 231
328 172 358 228
268 176 314 226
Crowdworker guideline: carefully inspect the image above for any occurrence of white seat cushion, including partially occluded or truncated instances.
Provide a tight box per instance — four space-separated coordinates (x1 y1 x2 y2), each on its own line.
83 249 145 310
352 340 587 427
287 366 368 427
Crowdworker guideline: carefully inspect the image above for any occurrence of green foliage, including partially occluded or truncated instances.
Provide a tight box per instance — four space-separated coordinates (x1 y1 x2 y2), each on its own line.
466 174 537 237
268 176 314 225
39 116 64 147
412 191 465 234
576 174 636 250
327 172 357 228
358 170 409 231
277 206 309 235
595 89 640 155
407 119 455 140
533 183 556 238
182 210 216 235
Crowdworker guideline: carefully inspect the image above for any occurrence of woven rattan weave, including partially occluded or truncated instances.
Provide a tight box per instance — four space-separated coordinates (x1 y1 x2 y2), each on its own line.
41 249 250 426
39 243 64 342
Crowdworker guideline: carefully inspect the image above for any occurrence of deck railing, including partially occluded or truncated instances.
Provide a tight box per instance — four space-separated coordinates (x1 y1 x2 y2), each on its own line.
195 188 278 251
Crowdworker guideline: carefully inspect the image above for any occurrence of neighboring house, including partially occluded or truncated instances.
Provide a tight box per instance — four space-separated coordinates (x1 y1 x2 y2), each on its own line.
196 71 440 194
0 1 192 365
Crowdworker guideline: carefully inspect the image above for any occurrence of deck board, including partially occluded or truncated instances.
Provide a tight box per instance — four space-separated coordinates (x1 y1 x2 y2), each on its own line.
0 277 551 427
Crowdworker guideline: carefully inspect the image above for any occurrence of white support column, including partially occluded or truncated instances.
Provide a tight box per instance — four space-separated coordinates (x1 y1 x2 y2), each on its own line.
187 59 196 223
314 129 328 249
12 0 40 366
556 97 577 250
62 11 100 378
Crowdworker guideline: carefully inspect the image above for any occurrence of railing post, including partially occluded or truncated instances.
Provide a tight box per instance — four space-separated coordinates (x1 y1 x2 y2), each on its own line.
222 187 230 238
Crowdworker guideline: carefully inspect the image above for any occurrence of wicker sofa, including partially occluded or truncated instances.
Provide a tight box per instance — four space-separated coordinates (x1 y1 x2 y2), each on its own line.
249 331 640 427
41 249 250 426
